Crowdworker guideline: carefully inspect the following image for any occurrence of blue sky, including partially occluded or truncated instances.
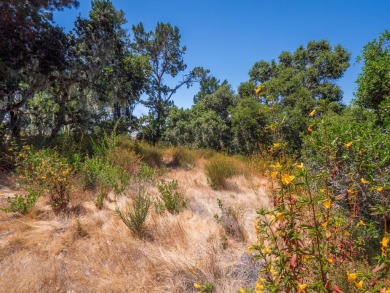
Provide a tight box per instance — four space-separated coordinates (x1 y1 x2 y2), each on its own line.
54 0 390 115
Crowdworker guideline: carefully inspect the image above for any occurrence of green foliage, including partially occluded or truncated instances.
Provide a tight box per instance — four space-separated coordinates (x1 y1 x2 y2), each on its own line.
116 192 152 237
80 157 129 209
356 30 390 121
5 191 41 214
17 147 73 211
231 97 270 154
132 22 207 143
204 154 243 189
155 180 188 214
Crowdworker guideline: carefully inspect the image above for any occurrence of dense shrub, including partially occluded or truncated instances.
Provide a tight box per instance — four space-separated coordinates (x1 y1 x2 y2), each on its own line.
204 154 244 189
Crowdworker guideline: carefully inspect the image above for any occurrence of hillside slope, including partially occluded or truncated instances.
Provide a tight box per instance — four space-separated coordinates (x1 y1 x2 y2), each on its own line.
0 162 270 292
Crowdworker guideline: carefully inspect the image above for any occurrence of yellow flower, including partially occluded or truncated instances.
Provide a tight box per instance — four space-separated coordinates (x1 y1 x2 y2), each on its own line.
239 288 246 293
262 247 271 254
356 220 365 227
321 221 328 229
193 283 202 289
247 245 255 254
361 178 370 184
276 213 284 222
309 109 316 117
270 171 278 179
355 280 363 290
295 162 304 169
344 141 353 148
256 281 265 290
297 283 307 291
281 173 295 185
307 126 312 132
346 271 357 283
381 236 389 248
322 200 331 209
273 142 281 148
377 187 384 192
320 188 325 193
255 84 265 95
327 258 333 264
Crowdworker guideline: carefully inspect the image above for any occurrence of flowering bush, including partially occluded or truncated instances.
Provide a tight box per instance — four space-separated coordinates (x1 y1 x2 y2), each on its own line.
17 147 73 211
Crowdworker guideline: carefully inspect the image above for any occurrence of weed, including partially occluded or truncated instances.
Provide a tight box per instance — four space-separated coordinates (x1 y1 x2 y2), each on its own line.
116 192 152 237
155 180 188 214
5 191 41 214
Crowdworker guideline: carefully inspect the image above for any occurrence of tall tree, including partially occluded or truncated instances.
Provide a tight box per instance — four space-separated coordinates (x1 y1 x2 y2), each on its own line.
0 0 78 137
249 40 350 152
356 30 390 123
132 22 207 143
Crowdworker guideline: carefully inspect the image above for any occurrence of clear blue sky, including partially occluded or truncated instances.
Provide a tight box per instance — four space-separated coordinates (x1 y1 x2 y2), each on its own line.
54 0 390 115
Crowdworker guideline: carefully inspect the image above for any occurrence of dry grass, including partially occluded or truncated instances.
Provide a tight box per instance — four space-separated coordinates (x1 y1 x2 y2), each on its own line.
0 161 270 292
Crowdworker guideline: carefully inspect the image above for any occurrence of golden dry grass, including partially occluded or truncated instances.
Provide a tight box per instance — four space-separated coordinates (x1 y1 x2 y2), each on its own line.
0 163 271 292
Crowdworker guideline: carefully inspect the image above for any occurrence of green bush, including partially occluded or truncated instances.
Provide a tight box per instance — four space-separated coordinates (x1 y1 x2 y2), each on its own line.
5 191 41 214
204 154 244 189
80 157 130 209
116 192 152 237
155 180 188 214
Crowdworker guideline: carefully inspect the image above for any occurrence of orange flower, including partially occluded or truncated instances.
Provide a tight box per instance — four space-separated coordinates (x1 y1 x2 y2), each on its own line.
323 200 331 209
381 236 389 248
307 126 312 132
377 187 384 192
309 109 316 117
346 271 357 283
344 141 353 148
281 173 295 185
355 280 364 290
361 178 370 184
297 283 307 291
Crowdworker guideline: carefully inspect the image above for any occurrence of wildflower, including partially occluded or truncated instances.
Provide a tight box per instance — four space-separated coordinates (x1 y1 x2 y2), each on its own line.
358 150 363 156
276 213 284 222
247 245 255 254
355 280 363 290
281 173 295 185
377 187 384 193
307 126 312 132
309 109 316 117
193 283 202 289
270 171 278 179
262 247 271 254
344 141 353 148
327 258 334 264
346 271 357 283
255 84 265 95
239 288 246 293
360 178 370 184
356 220 365 227
320 188 325 193
273 142 281 148
321 221 328 229
297 283 307 291
295 162 304 169
256 281 265 290
381 236 389 248
322 200 331 209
